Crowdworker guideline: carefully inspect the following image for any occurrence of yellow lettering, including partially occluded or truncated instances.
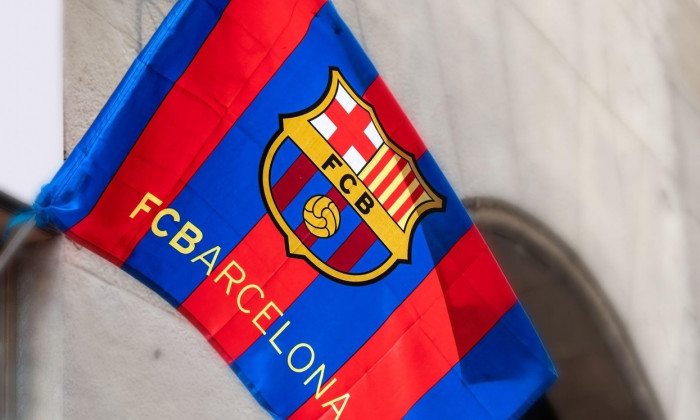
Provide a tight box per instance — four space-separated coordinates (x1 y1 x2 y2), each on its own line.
322 393 350 420
169 221 202 254
237 284 264 314
190 246 221 276
268 320 291 354
304 364 337 400
253 301 283 335
287 343 314 373
213 259 245 295
151 208 180 237
130 192 162 219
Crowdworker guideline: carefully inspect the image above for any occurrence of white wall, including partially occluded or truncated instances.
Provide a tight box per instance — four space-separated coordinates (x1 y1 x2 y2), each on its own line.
17 0 700 419
0 0 63 205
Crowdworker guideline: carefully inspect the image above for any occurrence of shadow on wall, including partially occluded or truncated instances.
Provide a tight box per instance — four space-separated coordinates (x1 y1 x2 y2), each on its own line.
464 197 663 420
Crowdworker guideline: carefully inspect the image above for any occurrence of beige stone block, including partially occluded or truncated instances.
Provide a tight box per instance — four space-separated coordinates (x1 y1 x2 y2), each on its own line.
62 262 266 420
500 2 580 245
671 89 700 220
605 2 675 173
426 0 519 199
628 151 690 417
505 0 579 67
577 86 644 324
579 0 612 99
16 242 64 420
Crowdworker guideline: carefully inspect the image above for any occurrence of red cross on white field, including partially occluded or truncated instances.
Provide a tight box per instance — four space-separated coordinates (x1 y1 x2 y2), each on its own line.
311 84 384 173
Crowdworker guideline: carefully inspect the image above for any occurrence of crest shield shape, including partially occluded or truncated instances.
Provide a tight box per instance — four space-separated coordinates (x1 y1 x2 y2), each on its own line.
261 69 444 284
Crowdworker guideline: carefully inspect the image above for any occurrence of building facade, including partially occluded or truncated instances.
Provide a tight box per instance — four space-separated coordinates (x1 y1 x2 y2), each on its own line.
10 0 700 419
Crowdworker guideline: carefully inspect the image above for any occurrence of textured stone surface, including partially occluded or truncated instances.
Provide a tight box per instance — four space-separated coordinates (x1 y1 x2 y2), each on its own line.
16 0 700 419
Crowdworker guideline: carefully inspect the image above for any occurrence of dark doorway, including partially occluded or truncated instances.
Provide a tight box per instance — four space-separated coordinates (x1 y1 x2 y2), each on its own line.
465 198 661 420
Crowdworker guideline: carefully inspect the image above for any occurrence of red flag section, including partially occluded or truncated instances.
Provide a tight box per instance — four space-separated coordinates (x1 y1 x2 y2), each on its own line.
289 227 517 420
69 0 327 264
180 215 318 363
363 77 427 159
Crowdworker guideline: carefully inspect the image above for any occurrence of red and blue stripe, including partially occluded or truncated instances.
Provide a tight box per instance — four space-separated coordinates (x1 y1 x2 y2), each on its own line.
36 1 555 418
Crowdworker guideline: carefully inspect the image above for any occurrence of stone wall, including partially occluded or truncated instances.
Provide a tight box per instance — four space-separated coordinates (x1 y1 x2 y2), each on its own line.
17 0 700 418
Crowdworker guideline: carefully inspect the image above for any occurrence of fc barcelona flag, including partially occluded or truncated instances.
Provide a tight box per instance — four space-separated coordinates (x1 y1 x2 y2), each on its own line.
33 0 556 418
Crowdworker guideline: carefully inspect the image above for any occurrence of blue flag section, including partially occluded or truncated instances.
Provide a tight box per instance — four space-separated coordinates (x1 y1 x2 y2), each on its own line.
33 0 556 418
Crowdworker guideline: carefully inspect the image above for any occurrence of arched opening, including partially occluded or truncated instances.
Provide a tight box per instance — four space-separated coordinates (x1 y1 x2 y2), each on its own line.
464 198 662 420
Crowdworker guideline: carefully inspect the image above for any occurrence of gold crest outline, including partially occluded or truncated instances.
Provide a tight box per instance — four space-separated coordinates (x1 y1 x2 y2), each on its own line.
260 68 444 285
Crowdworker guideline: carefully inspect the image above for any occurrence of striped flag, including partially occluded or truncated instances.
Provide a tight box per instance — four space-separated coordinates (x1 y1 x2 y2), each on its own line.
33 0 556 418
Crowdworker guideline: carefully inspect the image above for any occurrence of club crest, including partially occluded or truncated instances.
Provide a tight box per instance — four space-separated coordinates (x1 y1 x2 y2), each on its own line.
260 69 444 284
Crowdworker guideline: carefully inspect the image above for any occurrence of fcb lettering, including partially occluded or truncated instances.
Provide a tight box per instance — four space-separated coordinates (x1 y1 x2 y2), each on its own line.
32 0 556 418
